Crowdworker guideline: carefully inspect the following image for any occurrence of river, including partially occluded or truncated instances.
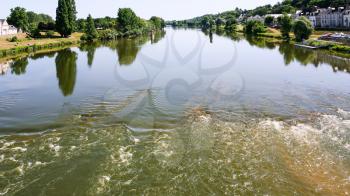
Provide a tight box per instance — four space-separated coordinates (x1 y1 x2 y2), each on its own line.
0 28 349 195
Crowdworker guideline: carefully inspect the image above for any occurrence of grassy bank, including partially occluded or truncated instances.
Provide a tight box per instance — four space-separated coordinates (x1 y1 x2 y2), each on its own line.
252 28 350 54
0 33 82 59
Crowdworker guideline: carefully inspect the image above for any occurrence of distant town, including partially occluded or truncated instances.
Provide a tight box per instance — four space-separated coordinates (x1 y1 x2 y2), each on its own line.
246 6 350 29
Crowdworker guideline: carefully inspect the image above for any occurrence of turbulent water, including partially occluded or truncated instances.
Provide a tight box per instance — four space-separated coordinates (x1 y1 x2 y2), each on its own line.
0 28 350 195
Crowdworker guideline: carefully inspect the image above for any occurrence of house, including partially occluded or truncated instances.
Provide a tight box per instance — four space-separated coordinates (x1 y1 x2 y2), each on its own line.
298 7 350 29
344 10 350 27
0 19 18 36
246 15 264 23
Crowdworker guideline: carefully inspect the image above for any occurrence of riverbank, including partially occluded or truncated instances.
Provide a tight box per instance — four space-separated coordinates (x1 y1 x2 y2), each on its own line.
0 33 82 59
253 28 350 55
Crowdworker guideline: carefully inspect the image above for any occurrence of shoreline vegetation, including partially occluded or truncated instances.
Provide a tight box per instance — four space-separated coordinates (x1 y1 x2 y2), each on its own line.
1 0 350 59
1 1 165 59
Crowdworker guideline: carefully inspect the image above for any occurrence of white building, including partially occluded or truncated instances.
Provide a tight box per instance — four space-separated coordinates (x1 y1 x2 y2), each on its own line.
344 10 350 28
303 7 349 29
0 19 18 36
246 15 264 23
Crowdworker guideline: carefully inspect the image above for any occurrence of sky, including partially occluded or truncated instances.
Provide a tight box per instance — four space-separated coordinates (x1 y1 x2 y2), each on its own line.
1 0 281 20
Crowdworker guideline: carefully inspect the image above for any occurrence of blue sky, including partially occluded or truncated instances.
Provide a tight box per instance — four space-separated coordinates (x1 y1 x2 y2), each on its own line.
1 0 280 20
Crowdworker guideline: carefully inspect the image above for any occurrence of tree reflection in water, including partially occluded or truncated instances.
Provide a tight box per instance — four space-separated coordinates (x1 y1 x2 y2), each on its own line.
55 49 78 96
10 57 29 75
79 42 100 67
241 35 350 74
115 36 149 65
278 42 350 73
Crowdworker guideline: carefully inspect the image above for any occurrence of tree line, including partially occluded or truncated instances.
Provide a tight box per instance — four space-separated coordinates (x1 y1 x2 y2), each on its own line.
6 0 165 40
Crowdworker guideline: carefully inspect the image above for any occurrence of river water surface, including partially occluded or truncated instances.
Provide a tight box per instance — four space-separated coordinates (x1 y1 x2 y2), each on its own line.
0 28 350 195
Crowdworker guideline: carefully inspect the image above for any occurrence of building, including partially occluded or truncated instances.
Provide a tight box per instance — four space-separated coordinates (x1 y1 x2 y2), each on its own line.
344 10 350 27
0 19 18 36
246 15 264 23
300 7 350 29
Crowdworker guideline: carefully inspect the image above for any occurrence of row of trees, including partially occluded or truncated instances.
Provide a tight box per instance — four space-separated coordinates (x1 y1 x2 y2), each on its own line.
245 15 313 42
6 1 164 40
81 8 165 41
7 7 54 32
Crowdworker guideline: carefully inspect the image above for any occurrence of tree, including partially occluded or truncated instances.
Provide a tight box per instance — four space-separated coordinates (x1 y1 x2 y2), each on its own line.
7 7 29 32
117 8 142 33
293 16 313 42
201 16 211 29
150 16 165 29
55 0 76 37
245 20 266 35
280 14 293 39
264 16 274 26
67 0 77 31
225 17 237 32
215 18 225 27
27 11 54 27
82 14 98 41
56 0 71 37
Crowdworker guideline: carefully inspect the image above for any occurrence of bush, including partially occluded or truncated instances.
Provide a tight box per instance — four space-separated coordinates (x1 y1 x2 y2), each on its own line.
27 27 41 38
245 20 266 35
264 16 274 26
98 29 119 40
330 45 350 53
225 17 237 33
6 36 18 42
45 30 55 38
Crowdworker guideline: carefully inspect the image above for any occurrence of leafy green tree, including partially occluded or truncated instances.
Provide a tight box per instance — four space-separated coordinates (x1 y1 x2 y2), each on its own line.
225 17 237 32
201 16 211 29
7 7 29 32
293 16 313 42
215 18 225 27
76 19 86 32
280 14 293 39
150 16 165 29
67 0 77 31
245 20 266 35
55 0 76 37
264 16 274 26
56 0 71 37
81 14 98 41
117 8 142 33
27 11 54 27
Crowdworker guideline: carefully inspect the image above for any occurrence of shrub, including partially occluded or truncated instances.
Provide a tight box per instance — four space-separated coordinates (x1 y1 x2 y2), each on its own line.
6 36 19 42
98 29 119 40
245 20 266 35
264 16 274 26
46 30 55 38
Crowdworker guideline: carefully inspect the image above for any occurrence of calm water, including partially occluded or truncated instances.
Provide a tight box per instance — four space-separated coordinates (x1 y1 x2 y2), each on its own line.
0 28 350 195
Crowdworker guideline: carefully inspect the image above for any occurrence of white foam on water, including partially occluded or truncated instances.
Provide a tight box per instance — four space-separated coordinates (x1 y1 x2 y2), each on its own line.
11 147 27 153
119 146 133 165
337 108 350 119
